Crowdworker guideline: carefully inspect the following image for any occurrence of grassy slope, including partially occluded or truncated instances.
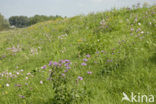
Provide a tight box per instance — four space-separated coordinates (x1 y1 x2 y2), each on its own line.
0 6 156 104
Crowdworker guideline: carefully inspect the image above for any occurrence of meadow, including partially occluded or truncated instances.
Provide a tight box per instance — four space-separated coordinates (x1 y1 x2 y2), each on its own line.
0 5 156 104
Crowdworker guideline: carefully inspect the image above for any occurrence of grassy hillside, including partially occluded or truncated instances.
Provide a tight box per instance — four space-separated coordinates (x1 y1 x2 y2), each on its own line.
0 6 156 104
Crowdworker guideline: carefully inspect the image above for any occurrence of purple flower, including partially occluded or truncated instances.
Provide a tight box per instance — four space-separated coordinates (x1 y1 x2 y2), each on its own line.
19 95 25 99
64 59 70 63
101 50 104 53
78 76 83 80
53 62 58 66
65 63 70 67
81 62 87 66
83 58 88 62
48 61 52 66
87 71 92 74
86 54 90 58
64 70 68 73
66 66 71 69
41 65 46 69
61 73 65 77
60 60 65 64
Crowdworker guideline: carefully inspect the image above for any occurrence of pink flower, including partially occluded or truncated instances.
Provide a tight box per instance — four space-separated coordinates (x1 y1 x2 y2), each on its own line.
87 71 92 74
78 76 83 80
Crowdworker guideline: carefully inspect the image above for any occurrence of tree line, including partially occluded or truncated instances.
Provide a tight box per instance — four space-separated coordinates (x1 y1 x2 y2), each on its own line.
0 13 63 31
9 15 63 28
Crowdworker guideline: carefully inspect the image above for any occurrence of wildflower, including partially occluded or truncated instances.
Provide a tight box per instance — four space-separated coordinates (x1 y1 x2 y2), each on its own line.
61 73 65 77
25 83 28 85
27 72 31 75
20 69 24 72
78 76 83 80
48 61 52 66
16 72 19 75
64 59 70 63
101 50 104 53
66 66 71 69
64 70 68 73
53 62 58 66
81 62 87 66
19 95 25 99
65 63 70 67
138 23 141 26
86 54 90 58
26 77 28 80
6 83 9 87
41 65 46 69
87 71 92 74
83 58 88 62
141 31 144 34
40 81 43 84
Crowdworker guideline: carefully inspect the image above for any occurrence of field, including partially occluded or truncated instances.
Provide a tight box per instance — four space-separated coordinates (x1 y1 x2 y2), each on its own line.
0 6 156 104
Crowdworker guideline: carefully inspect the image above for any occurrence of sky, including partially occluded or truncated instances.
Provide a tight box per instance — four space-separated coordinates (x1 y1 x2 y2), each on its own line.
0 0 156 18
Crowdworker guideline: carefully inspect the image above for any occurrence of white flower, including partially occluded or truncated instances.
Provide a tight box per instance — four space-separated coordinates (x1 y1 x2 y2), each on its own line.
26 77 28 80
141 31 144 34
138 23 141 26
6 83 9 87
16 72 19 75
40 81 43 84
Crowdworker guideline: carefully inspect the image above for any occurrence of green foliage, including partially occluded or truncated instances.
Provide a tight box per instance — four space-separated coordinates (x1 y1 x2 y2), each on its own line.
9 16 30 28
0 13 9 31
9 15 63 28
0 6 155 104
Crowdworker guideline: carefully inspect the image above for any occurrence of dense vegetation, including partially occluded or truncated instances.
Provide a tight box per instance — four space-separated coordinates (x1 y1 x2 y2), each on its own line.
0 13 9 31
9 15 63 28
0 6 155 104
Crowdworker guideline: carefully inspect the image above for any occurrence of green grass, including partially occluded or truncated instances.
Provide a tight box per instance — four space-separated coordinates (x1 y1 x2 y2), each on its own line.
0 6 156 104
